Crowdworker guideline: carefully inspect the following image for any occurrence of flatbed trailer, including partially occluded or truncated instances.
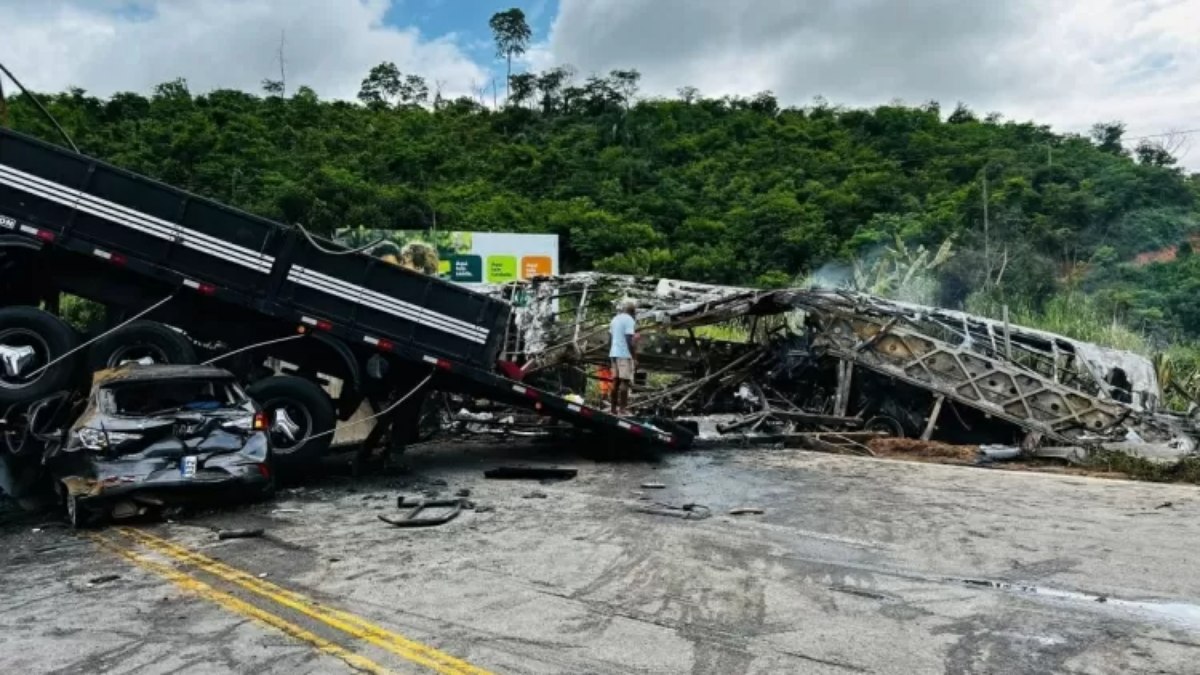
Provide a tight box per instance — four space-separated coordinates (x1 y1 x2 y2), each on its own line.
0 128 689 469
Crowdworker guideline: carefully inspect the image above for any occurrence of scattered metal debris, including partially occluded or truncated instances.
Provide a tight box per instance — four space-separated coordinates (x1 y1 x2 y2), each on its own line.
378 497 465 528
979 445 1021 461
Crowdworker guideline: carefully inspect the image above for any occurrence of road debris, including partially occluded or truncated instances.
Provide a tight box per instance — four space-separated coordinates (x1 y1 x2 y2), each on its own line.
633 502 712 520
87 574 121 586
378 496 466 528
640 482 666 489
217 528 265 540
979 445 1021 461
522 491 548 499
484 467 578 481
729 507 765 516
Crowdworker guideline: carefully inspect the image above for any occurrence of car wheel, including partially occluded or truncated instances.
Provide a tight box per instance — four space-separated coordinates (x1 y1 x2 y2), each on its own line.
0 307 80 406
65 492 101 530
88 320 197 371
246 376 335 471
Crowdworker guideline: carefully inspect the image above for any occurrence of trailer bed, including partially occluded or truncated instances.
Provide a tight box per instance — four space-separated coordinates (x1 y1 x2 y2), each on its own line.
0 128 691 449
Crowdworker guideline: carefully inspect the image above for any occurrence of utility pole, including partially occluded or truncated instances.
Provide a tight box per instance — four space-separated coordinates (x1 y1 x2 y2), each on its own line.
277 30 287 97
982 171 991 287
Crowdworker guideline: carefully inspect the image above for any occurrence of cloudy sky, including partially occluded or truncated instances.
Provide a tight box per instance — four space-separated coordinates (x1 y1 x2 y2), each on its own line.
2 0 1198 169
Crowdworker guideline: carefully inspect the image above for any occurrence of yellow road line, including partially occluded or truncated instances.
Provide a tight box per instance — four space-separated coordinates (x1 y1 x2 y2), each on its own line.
118 527 493 675
89 534 392 675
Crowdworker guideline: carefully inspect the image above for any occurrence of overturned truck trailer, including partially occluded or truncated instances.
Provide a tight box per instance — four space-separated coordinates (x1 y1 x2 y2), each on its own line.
491 273 1197 456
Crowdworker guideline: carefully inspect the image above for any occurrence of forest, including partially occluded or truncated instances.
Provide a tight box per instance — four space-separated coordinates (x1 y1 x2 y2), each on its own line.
2 32 1199 356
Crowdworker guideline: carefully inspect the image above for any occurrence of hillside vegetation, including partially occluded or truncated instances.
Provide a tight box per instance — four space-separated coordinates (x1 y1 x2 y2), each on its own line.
4 69 1199 346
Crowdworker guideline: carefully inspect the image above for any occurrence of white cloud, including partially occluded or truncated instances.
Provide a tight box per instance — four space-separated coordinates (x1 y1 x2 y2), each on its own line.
543 0 1200 170
4 0 1198 169
0 0 489 101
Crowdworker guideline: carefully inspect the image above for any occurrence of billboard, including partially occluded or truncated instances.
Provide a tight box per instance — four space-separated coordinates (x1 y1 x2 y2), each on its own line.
335 229 558 285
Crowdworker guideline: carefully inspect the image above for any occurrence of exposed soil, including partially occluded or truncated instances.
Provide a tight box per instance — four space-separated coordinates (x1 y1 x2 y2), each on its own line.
867 438 979 463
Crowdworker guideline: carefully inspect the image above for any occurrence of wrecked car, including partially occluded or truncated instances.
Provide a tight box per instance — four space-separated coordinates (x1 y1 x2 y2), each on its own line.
44 365 274 527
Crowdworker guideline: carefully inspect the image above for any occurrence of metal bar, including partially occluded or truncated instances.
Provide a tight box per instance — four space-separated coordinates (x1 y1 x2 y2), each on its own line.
921 395 945 441
1002 305 1013 360
832 359 853 417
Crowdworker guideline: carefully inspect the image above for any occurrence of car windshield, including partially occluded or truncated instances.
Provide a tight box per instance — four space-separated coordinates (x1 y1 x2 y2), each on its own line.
100 378 250 416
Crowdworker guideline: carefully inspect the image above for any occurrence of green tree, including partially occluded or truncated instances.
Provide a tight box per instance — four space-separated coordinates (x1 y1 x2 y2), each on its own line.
358 62 402 108
9 71 1200 341
508 72 537 109
1091 121 1127 155
488 8 532 103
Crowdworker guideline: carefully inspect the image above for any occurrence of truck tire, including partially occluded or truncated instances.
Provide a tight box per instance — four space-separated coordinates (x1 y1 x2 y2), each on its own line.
0 307 80 406
247 376 336 471
88 320 197 371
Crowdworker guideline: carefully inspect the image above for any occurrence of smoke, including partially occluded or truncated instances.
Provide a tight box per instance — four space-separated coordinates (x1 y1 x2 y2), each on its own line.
802 238 954 307
805 259 855 290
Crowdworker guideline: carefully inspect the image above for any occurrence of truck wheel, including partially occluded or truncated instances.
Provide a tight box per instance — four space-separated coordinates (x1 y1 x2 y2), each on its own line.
88 320 197 371
247 376 335 471
0 307 80 406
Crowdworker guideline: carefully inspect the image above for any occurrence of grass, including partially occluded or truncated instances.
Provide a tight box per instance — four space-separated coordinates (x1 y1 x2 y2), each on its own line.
966 290 1147 353
676 323 750 342
1082 451 1200 484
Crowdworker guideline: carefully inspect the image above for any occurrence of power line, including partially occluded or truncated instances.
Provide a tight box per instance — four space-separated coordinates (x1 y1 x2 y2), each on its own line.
1123 128 1200 142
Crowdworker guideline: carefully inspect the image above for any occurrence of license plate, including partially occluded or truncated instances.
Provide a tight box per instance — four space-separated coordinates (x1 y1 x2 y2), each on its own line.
180 456 198 478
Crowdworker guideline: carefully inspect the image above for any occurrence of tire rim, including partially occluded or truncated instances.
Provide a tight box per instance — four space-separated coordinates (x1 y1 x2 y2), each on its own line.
264 398 312 454
0 328 51 390
865 415 905 438
107 343 170 368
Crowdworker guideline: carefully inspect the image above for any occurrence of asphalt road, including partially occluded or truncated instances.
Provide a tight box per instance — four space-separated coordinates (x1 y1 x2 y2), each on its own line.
3 440 1200 674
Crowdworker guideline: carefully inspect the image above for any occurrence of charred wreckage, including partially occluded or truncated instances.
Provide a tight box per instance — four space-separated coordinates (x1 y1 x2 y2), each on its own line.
486 273 1199 462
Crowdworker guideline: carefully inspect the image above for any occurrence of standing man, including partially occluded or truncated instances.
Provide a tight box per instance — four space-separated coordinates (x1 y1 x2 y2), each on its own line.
609 300 637 415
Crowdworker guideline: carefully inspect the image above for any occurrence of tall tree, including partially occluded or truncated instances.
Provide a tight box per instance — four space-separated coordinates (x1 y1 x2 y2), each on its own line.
357 63 427 108
509 72 537 109
358 62 402 108
489 8 532 103
609 69 641 110
535 66 571 114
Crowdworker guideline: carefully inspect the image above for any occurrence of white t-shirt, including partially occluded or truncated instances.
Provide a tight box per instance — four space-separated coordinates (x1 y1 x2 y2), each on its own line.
609 313 636 358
